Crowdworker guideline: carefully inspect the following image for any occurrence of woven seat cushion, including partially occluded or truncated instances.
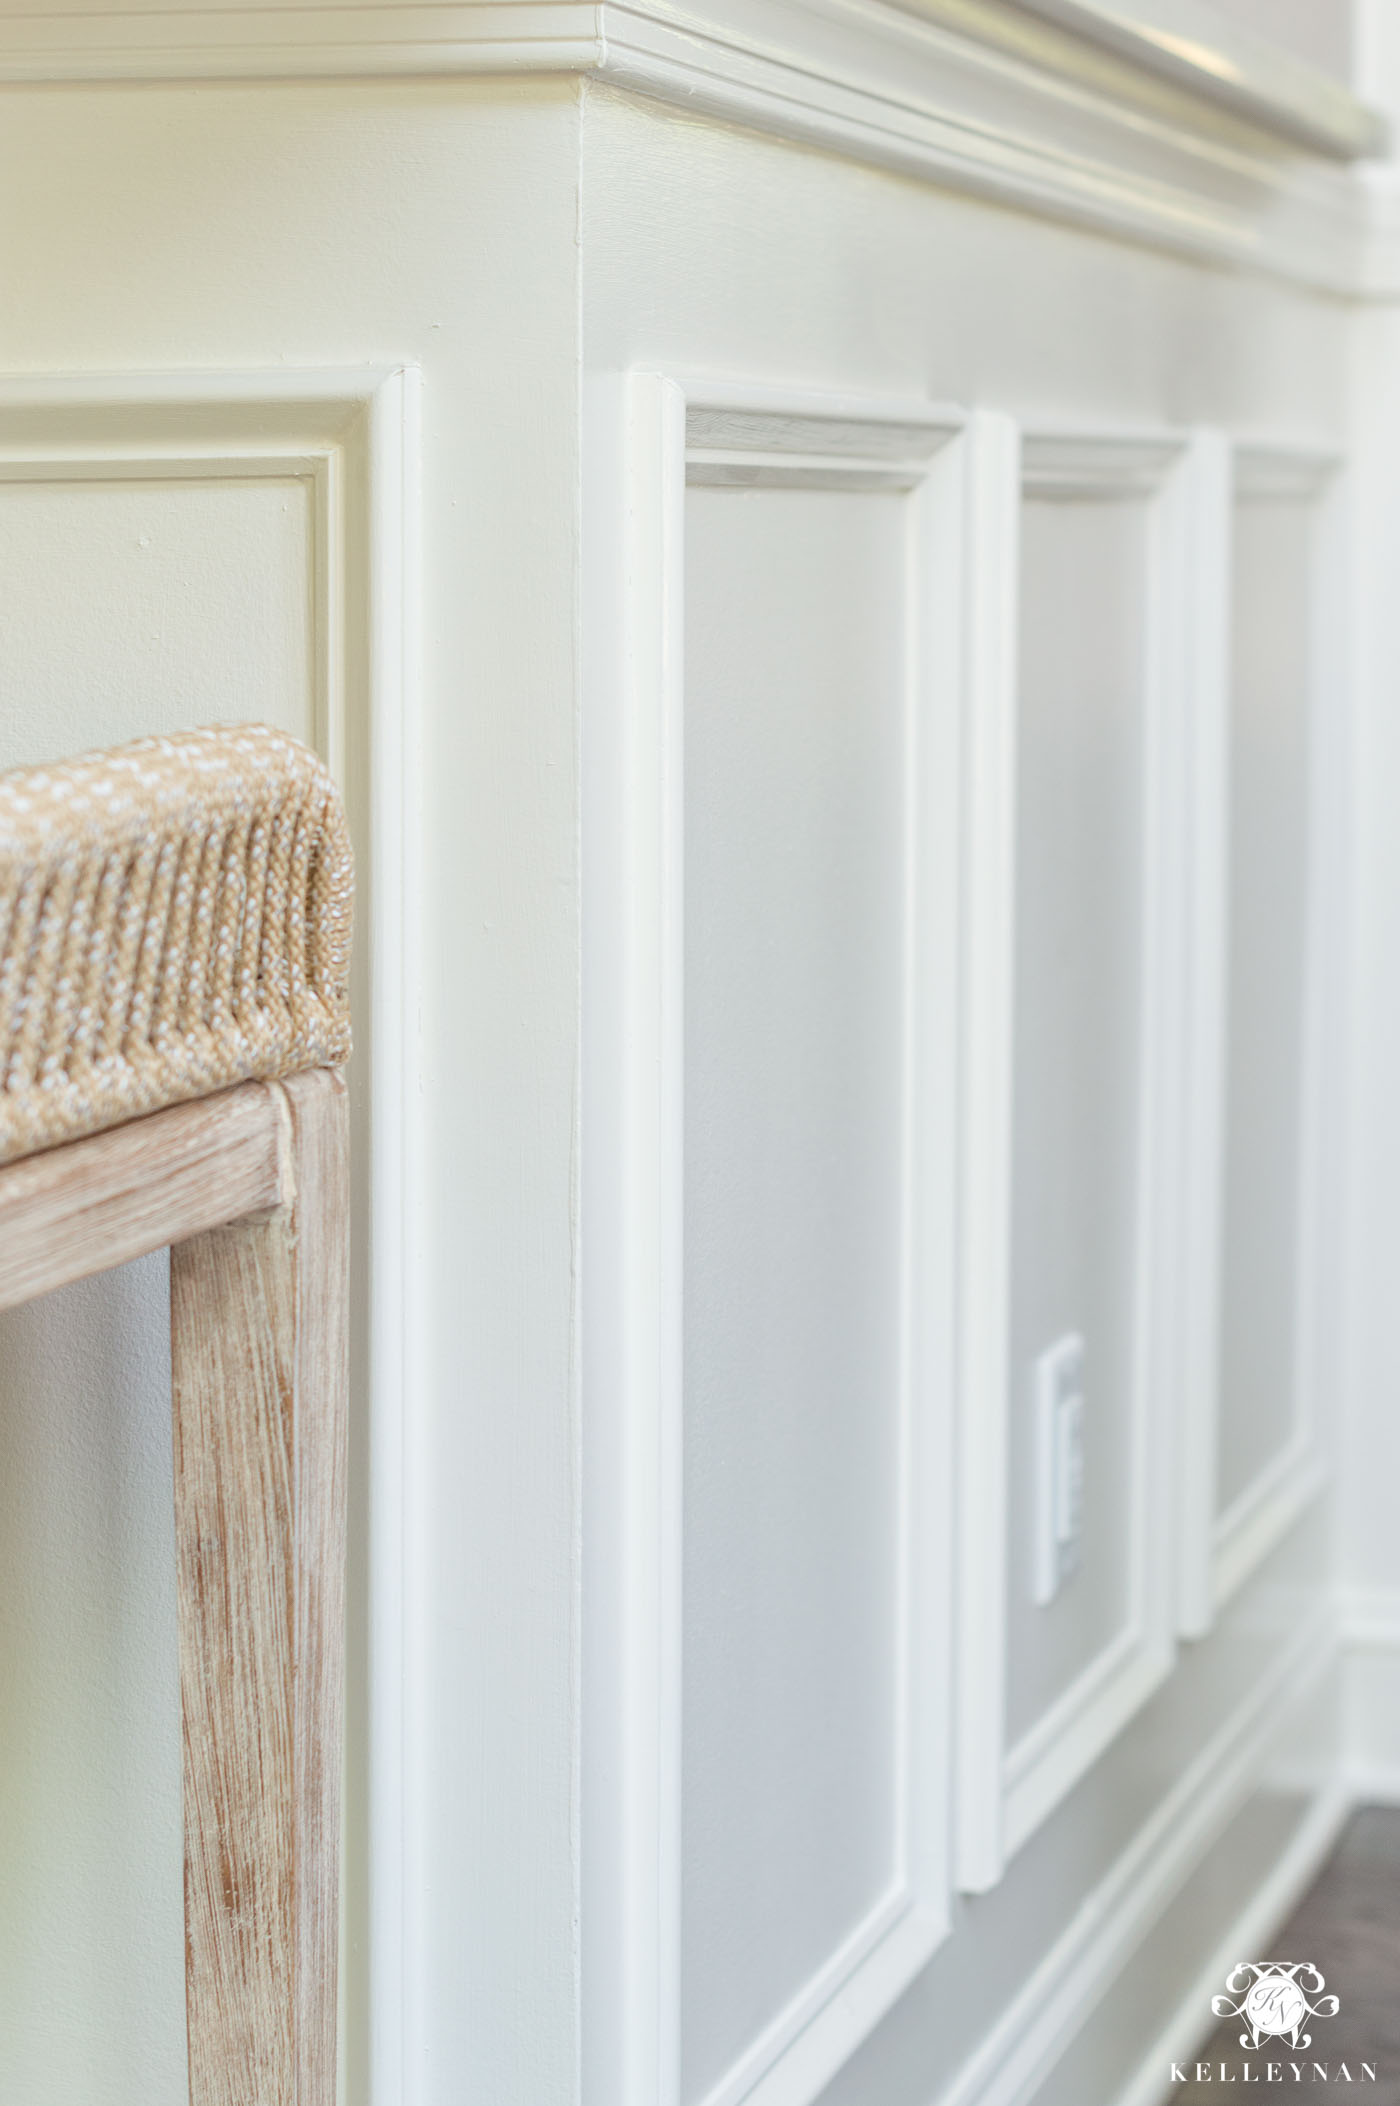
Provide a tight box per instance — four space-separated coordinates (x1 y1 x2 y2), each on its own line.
0 723 351 1164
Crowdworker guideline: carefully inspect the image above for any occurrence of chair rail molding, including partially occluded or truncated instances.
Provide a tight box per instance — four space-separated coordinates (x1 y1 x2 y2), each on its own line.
581 370 1014 2106
0 0 1383 294
0 365 427 2106
956 424 1220 1893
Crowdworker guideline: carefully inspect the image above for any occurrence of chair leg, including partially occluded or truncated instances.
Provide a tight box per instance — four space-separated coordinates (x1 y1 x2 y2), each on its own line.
169 1069 349 2106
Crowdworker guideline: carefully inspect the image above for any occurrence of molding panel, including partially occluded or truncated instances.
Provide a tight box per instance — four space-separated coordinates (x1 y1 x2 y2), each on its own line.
583 376 1015 2106
940 1606 1337 2106
0 1 1377 292
956 427 1218 1891
1176 440 1342 1631
0 368 424 2106
1011 0 1383 158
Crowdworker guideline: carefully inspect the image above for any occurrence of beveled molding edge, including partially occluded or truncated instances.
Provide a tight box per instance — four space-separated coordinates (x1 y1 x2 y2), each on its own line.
0 0 1387 293
1010 0 1385 162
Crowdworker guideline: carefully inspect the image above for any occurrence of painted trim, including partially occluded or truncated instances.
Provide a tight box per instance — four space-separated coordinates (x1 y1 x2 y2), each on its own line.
583 374 1010 2106
1232 444 1342 504
1172 431 1231 1642
358 367 424 2106
958 425 1217 1887
1185 441 1344 1629
0 1 1377 292
951 409 1022 1897
0 365 422 2106
1336 1589 1400 1806
936 1606 1337 2106
584 366 689 2106
1012 0 1385 160
1112 1781 1351 2106
1212 1443 1328 1608
1020 431 1192 496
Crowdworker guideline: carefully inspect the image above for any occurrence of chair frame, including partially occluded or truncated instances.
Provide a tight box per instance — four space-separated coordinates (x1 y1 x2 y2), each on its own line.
0 1065 348 2106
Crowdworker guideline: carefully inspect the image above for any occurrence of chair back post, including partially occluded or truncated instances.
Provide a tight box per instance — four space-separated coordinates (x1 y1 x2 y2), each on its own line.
0 724 354 2106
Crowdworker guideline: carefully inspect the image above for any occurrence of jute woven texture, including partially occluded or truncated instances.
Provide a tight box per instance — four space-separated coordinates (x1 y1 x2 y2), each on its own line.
0 724 352 1164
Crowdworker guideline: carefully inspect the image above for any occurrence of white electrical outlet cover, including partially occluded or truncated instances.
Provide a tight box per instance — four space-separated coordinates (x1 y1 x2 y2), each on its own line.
1031 1333 1084 1606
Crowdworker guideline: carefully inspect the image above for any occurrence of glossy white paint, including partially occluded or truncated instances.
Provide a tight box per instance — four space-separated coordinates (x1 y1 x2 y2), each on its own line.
577 82 1347 2106
0 0 1378 289
1213 448 1336 1607
0 1256 184 2102
0 364 421 2104
1175 439 1343 1638
957 427 1231 1890
0 11 1389 2106
1013 0 1378 154
582 379 1007 2106
1336 1 1400 1845
683 477 909 2105
1209 0 1353 79
0 84 584 2106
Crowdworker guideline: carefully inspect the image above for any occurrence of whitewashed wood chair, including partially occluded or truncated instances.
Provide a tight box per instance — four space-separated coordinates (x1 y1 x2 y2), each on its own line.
0 724 352 2106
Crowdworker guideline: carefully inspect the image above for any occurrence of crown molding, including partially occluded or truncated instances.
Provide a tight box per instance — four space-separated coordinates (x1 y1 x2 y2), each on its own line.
0 0 1382 293
1010 0 1386 162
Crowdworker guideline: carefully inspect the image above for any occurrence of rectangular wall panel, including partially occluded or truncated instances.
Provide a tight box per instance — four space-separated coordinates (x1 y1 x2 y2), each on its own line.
681 482 906 2106
1219 491 1313 1516
0 451 322 2098
583 379 1012 2106
0 371 419 2106
1207 445 1337 1611
955 428 1212 1890
1003 488 1148 1747
0 474 314 766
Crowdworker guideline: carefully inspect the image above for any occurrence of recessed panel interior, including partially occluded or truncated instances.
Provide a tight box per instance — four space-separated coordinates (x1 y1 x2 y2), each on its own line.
1216 492 1315 1519
681 482 908 2104
1004 490 1148 1749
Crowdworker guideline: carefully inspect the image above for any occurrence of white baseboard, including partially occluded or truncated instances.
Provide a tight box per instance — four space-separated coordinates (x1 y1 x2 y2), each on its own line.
1338 1586 1400 1808
931 1607 1336 2106
1113 1783 1350 2106
1337 1766 1400 1806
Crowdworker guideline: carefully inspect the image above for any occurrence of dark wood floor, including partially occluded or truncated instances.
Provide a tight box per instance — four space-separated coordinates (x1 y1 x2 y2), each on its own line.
1162 1809 1400 2101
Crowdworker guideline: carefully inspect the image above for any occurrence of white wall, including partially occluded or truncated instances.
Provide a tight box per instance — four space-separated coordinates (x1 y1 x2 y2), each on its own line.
0 1259 183 2103
1328 0 1400 1798
0 435 331 2100
681 482 907 2106
1218 492 1315 1521
1337 239 1400 1795
0 78 586 2106
1209 0 1352 78
580 75 1349 2106
1006 488 1146 1742
0 13 1384 2106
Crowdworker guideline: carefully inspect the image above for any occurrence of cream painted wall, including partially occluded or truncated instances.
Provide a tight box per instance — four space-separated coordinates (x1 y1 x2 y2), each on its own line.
0 1258 183 2103
0 22 1381 2106
0 77 585 2106
0 457 323 2100
580 78 1349 2106
1208 0 1352 78
681 484 907 2106
1005 489 1146 1740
